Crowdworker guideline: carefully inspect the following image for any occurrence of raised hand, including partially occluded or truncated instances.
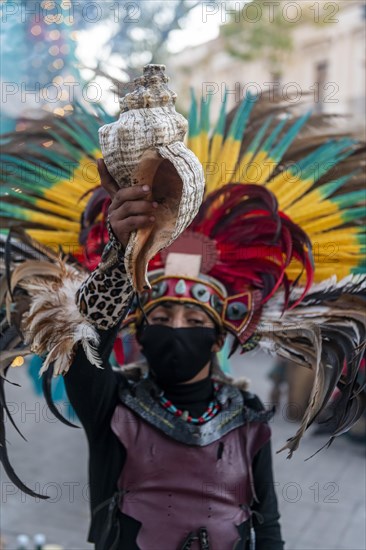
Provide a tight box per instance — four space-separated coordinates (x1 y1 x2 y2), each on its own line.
97 159 158 249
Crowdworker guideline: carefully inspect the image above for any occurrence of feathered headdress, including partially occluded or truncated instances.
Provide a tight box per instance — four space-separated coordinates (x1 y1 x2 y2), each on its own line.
183 91 366 457
0 80 365 499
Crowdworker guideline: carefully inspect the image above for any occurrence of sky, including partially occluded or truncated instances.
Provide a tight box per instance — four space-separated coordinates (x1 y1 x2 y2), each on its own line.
167 3 222 53
76 3 223 68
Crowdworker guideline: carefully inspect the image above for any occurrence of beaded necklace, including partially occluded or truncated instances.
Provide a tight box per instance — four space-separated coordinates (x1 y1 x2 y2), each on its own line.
158 382 221 424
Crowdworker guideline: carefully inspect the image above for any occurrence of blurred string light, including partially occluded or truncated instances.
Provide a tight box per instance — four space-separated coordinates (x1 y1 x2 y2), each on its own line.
1 0 80 127
49 45 60 55
31 25 42 36
49 30 61 40
53 59 64 69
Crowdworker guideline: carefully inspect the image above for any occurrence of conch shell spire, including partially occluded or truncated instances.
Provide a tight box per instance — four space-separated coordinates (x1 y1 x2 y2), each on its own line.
99 64 205 292
120 64 177 111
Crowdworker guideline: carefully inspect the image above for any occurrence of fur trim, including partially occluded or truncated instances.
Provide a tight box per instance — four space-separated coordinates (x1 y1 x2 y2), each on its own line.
7 259 101 376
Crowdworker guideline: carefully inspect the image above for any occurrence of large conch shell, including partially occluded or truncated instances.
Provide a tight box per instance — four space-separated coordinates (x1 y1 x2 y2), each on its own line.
99 64 205 292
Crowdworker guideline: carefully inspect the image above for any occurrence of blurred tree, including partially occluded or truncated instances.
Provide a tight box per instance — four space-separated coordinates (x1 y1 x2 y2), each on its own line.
220 0 322 77
0 0 207 125
91 0 204 85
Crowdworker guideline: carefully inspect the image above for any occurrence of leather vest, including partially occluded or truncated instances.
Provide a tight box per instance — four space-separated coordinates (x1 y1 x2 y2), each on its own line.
110 380 271 550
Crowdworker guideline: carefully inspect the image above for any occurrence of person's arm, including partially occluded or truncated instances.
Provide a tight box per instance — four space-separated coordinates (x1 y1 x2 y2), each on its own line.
63 160 157 434
63 239 134 433
20 161 156 431
63 324 124 439
76 241 134 331
243 392 284 550
251 440 285 550
63 257 130 549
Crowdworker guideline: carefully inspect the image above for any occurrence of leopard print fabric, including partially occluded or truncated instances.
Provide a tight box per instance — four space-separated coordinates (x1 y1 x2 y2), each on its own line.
76 242 134 330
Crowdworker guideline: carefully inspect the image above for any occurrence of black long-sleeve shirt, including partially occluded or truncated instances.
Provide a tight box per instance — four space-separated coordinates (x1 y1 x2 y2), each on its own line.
64 327 285 549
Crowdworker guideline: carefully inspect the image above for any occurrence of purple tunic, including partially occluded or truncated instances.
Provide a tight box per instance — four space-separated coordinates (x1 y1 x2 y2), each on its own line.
111 404 271 550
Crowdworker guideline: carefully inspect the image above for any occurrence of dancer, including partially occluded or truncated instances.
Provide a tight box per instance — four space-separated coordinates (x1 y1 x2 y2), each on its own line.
1 65 365 549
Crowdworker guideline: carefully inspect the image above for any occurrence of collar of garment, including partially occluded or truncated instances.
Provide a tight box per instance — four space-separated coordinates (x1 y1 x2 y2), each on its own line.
159 376 214 417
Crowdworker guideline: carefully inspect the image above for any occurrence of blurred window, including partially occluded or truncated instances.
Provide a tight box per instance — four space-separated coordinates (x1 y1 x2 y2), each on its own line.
314 61 328 114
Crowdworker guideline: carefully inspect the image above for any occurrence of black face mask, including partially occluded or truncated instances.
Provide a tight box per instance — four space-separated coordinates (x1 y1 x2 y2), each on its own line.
138 325 218 386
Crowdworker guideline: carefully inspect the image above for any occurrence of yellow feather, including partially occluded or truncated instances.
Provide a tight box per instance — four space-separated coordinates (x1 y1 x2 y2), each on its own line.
289 200 338 225
26 229 82 254
26 229 78 241
45 156 100 206
311 242 361 256
35 198 82 220
187 136 201 160
286 266 355 283
302 212 345 233
72 157 100 190
204 178 217 196
286 188 323 215
28 210 80 232
278 179 314 211
49 179 91 199
267 171 314 210
310 228 360 241
26 230 81 253
286 262 358 283
209 138 242 189
43 187 88 209
314 251 362 260
209 134 223 166
200 132 209 170
233 151 256 183
244 151 271 184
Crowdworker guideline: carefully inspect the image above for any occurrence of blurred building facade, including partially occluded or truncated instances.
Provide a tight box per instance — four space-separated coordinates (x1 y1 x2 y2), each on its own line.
172 1 366 137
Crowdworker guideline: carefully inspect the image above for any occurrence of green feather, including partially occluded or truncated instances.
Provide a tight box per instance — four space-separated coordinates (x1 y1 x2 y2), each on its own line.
1 202 31 220
333 190 366 208
319 172 360 199
342 206 365 223
188 88 199 138
233 93 257 141
246 115 274 155
0 188 37 204
261 116 288 153
212 90 228 139
271 110 312 160
53 118 96 153
226 96 248 140
200 94 212 134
